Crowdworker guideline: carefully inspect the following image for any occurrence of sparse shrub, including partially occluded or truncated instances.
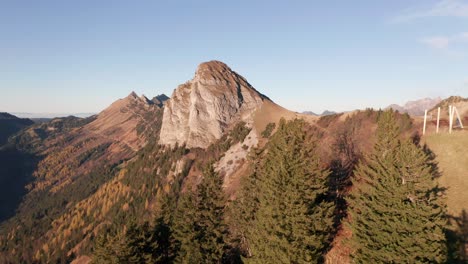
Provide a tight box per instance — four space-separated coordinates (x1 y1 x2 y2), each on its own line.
261 122 276 138
230 122 251 143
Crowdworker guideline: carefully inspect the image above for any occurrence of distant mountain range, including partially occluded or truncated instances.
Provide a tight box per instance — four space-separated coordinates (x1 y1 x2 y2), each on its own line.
386 97 442 116
303 97 449 117
10 95 170 119
11 112 96 119
152 94 170 107
303 110 337 116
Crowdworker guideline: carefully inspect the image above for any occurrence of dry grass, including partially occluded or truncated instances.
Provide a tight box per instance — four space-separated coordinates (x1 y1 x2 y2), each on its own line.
252 100 317 134
423 130 468 216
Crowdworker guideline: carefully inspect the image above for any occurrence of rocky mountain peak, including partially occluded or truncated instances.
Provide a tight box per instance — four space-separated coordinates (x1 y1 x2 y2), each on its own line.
139 94 153 105
159 61 267 149
127 91 138 99
152 94 170 107
193 60 258 90
386 97 442 116
194 60 233 81
124 91 148 104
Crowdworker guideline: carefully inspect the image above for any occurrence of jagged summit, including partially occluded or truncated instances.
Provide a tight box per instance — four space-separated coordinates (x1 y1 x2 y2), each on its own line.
139 94 153 105
124 91 151 105
128 91 138 98
159 61 268 148
152 94 170 107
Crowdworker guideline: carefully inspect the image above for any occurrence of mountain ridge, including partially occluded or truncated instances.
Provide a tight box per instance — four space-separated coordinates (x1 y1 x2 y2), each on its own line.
386 97 441 116
0 112 33 146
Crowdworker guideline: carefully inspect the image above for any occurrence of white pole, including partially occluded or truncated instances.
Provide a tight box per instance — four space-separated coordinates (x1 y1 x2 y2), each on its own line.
436 107 440 133
454 106 464 129
423 110 427 135
449 105 453 134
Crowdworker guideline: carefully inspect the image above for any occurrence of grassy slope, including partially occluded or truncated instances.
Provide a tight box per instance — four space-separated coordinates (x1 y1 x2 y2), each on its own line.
252 100 317 133
424 129 468 216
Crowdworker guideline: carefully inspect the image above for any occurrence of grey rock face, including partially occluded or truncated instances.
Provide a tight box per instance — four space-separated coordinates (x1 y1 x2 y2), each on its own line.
159 61 265 148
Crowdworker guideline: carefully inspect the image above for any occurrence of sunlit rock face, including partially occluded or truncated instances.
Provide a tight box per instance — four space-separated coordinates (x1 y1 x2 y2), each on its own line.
159 60 266 149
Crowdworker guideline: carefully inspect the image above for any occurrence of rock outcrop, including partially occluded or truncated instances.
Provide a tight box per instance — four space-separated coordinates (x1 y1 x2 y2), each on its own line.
159 61 267 148
152 94 170 107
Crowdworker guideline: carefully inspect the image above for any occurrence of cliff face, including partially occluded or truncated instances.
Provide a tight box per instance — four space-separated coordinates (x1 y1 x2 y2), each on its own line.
159 61 266 148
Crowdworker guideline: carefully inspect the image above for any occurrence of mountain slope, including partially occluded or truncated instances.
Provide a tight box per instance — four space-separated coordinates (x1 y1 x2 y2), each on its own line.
0 92 164 263
0 113 33 146
86 92 160 151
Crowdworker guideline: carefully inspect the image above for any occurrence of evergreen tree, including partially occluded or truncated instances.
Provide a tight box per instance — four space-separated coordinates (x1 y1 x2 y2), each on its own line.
347 110 447 263
92 228 130 264
127 189 178 264
149 216 176 263
196 163 228 262
92 233 114 264
125 222 161 263
172 192 203 263
239 119 334 263
172 163 227 263
229 147 263 258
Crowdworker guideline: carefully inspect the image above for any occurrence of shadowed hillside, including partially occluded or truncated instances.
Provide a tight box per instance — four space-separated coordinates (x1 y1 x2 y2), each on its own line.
0 146 38 222
0 113 33 146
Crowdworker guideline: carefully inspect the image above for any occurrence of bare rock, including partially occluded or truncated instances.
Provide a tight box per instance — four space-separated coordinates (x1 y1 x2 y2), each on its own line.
159 61 267 148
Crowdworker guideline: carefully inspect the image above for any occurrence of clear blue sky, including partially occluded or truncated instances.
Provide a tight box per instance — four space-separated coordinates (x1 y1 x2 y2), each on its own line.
1 0 467 114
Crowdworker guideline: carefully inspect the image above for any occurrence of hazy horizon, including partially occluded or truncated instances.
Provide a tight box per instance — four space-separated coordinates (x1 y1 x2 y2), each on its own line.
1 0 467 114
2 92 454 119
